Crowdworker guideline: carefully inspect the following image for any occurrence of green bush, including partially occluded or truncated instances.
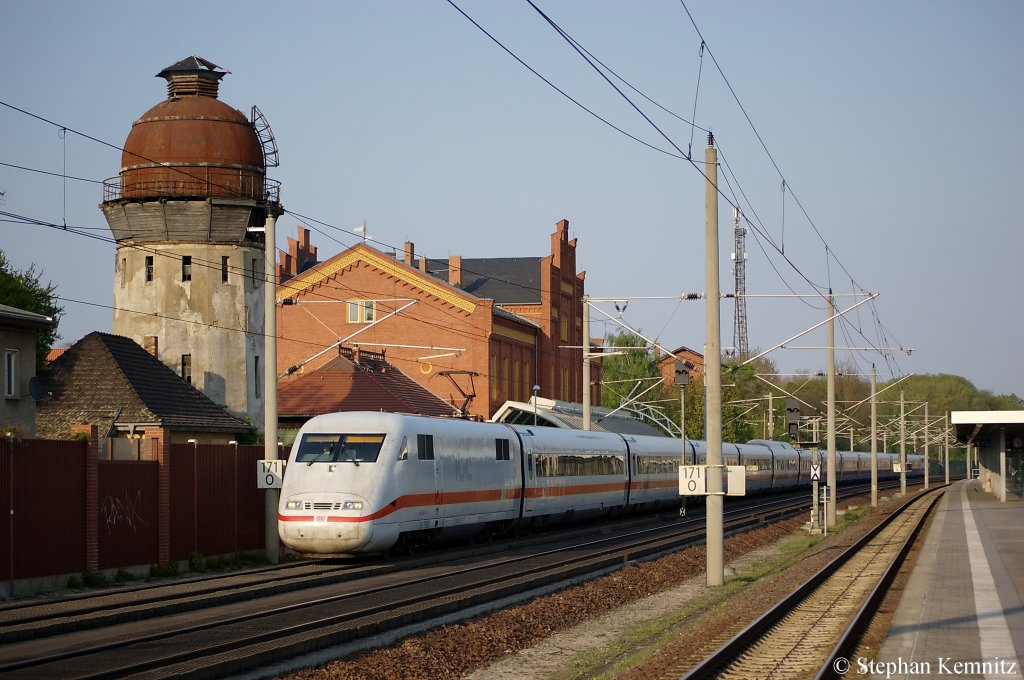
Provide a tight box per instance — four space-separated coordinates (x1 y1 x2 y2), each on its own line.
188 551 206 572
149 562 178 578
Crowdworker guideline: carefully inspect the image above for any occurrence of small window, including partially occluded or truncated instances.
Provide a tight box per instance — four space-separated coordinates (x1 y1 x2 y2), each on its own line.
4 350 18 399
346 299 377 323
181 256 192 282
495 439 510 461
416 434 435 460
398 436 409 461
250 257 258 285
120 258 127 287
254 355 261 397
181 354 192 384
221 256 229 283
145 256 154 283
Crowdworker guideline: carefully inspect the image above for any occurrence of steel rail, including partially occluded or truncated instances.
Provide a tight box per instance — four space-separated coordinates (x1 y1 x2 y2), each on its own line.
682 485 946 679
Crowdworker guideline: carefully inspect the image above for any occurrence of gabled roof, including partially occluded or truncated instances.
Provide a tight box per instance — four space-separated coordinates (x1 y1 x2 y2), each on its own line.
276 244 478 313
431 257 543 304
278 349 455 419
36 332 249 438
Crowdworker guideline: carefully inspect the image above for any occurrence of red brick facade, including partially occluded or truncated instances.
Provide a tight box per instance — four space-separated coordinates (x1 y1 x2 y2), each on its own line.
276 220 596 420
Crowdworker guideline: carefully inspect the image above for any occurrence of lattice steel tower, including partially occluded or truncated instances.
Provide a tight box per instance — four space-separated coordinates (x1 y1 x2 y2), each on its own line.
731 207 749 358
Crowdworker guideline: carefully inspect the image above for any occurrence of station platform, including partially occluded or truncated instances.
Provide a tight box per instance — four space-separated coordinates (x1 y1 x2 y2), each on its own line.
869 480 1023 679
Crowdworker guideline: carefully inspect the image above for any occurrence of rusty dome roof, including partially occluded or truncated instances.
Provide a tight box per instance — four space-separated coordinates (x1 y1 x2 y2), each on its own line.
122 96 264 172
117 57 264 201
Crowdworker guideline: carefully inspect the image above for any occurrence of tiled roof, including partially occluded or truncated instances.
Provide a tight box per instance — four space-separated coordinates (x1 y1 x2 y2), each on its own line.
278 350 455 419
431 257 543 304
36 332 249 438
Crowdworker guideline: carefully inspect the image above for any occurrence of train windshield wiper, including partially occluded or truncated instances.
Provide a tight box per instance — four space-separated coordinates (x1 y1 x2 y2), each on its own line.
339 443 360 466
306 447 333 466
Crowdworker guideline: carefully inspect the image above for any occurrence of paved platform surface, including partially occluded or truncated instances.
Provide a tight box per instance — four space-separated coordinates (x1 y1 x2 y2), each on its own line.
866 480 1023 679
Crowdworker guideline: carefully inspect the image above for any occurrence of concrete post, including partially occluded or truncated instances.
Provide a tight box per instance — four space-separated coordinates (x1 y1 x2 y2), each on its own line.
900 390 906 495
1000 428 1007 502
871 366 877 507
826 293 837 528
263 210 280 563
582 295 591 431
924 402 929 490
705 134 724 587
945 412 950 484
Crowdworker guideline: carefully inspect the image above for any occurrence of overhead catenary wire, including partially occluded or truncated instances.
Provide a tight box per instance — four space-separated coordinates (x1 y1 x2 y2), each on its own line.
5 6 909 384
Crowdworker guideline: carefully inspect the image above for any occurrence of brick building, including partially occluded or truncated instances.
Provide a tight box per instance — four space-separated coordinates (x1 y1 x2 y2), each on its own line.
275 219 598 420
657 345 705 388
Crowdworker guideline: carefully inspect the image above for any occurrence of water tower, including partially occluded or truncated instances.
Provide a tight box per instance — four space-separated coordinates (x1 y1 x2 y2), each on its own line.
101 56 281 426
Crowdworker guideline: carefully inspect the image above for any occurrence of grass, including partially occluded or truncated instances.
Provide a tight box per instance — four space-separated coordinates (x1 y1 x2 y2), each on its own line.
553 525 845 679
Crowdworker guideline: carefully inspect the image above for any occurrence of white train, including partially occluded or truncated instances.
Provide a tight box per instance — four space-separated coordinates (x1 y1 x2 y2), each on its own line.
278 412 924 556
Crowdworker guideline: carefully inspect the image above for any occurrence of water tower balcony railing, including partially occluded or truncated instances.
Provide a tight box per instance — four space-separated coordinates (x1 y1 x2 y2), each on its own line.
104 173 280 204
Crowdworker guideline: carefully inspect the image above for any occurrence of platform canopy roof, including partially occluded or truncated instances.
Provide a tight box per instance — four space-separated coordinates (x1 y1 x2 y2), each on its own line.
951 411 1024 446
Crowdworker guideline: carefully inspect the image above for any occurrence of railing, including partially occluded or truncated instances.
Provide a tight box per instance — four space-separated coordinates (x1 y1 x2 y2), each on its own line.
103 173 281 204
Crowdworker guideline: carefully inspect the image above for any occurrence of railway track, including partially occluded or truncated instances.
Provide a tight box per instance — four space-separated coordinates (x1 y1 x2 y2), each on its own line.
0 481 914 679
682 485 943 679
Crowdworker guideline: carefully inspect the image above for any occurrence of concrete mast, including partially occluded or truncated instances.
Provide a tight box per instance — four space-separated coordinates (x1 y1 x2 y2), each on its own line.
705 133 724 587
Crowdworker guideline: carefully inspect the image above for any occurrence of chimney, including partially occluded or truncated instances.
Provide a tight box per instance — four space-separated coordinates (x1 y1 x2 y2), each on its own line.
449 255 462 287
143 335 159 358
404 241 415 266
420 257 428 272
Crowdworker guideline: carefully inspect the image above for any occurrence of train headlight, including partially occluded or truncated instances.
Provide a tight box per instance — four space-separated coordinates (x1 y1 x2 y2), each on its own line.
285 500 303 510
342 501 363 510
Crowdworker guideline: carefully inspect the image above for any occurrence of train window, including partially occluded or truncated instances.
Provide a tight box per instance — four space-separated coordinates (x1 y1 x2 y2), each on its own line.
636 456 676 475
295 433 386 464
398 437 409 461
534 452 625 477
417 434 434 460
495 439 510 461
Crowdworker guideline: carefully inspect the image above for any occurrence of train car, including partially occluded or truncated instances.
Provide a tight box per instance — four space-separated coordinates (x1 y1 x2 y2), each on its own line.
623 434 693 511
737 443 774 493
515 426 628 525
278 412 524 555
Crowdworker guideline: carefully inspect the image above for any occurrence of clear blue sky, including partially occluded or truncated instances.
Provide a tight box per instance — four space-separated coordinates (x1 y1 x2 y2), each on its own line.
2 1 1021 397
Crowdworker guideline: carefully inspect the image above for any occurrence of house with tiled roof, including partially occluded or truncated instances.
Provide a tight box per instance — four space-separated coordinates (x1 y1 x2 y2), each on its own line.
277 346 457 443
0 303 55 437
276 219 599 420
36 332 250 443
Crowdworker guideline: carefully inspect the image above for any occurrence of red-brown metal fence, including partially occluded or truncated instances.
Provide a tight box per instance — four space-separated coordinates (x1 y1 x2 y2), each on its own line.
3 438 275 589
97 461 159 570
169 444 268 561
0 438 86 583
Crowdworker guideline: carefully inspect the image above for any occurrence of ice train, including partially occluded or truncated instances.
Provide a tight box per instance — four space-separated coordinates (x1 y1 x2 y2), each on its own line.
278 411 924 556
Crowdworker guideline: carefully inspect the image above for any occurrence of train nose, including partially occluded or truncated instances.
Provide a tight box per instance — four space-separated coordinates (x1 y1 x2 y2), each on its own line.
278 494 373 554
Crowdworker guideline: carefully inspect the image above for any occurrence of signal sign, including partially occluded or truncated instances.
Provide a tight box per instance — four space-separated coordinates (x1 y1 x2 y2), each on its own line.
679 466 706 496
258 460 283 489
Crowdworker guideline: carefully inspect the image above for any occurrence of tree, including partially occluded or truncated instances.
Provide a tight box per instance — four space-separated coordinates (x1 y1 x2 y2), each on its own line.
598 329 664 428
0 250 63 368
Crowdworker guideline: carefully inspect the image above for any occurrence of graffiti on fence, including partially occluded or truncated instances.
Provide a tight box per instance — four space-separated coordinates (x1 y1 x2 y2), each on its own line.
100 491 148 535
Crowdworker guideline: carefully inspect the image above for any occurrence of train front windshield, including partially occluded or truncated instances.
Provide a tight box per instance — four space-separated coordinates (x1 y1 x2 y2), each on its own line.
296 434 386 465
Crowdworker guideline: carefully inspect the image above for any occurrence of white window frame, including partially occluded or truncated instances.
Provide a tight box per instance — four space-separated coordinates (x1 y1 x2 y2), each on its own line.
4 349 18 399
347 299 377 323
